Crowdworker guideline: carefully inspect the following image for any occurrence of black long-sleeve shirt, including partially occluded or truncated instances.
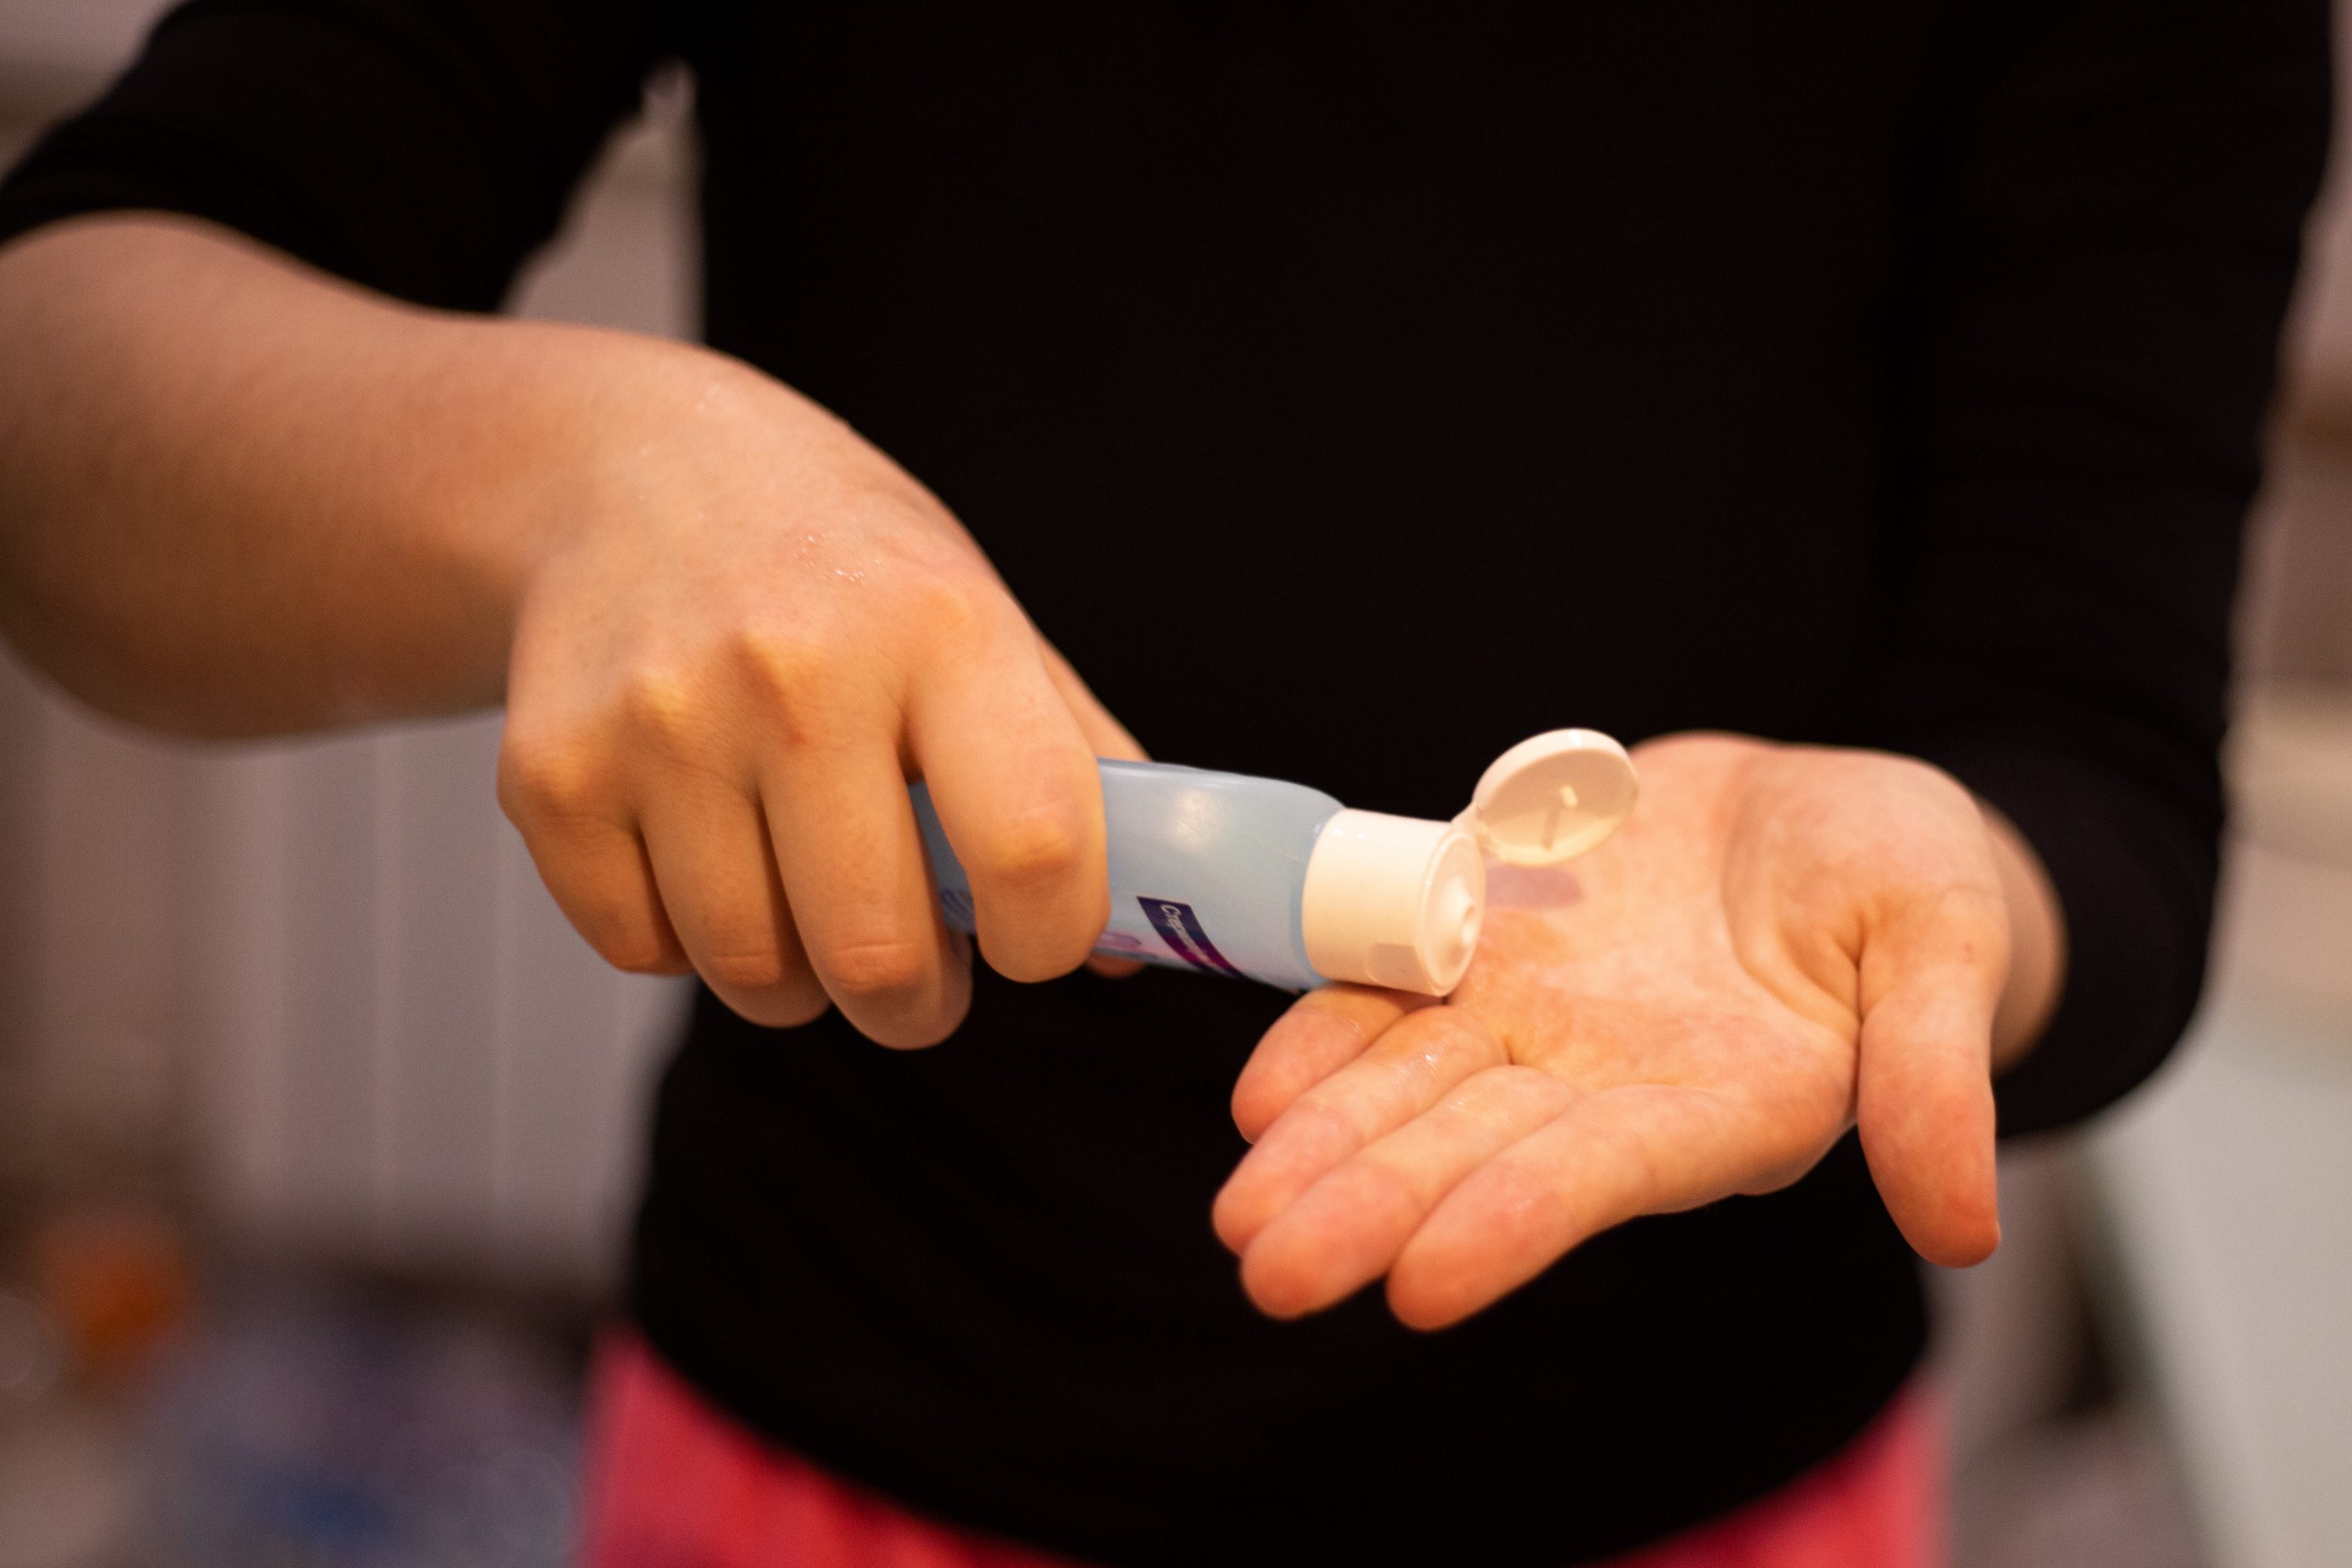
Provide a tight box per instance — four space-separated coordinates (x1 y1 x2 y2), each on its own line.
0 2 2327 1562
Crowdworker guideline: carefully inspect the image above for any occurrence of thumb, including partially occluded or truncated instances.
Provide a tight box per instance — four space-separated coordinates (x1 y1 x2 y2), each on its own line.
1854 887 2006 1267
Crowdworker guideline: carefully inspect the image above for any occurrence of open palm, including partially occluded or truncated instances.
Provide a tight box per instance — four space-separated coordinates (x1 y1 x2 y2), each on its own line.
1212 733 2011 1329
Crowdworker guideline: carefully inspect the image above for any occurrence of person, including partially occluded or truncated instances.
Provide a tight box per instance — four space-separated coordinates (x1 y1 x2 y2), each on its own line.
0 2 2325 1563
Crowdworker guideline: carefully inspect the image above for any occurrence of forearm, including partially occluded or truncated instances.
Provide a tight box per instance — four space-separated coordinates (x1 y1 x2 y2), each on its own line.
0 213 711 736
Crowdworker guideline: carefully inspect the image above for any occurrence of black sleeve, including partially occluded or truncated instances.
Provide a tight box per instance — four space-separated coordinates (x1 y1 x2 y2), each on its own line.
0 0 672 312
1853 0 2331 1134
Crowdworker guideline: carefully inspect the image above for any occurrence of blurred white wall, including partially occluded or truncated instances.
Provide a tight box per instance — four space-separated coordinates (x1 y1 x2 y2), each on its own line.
2028 16 2352 1561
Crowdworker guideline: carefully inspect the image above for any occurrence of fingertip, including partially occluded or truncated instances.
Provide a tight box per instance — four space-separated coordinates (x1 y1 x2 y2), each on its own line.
866 1018 953 1050
1915 1170 2002 1268
1210 1179 1260 1255
1231 1017 1337 1142
1210 1143 1288 1252
1231 1087 1284 1146
1947 1215 2002 1269
1857 964 2002 1268
1384 1274 1468 1333
620 941 696 978
1238 1205 1396 1322
1912 1207 2002 1270
866 1014 963 1051
1384 1237 1509 1332
1213 1102 1359 1253
715 979 834 1031
1238 1243 1327 1321
847 931 973 1050
1861 1094 2001 1268
1382 1178 1537 1334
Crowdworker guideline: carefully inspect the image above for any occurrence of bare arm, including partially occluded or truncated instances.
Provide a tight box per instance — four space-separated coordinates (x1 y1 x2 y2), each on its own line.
0 214 598 732
0 212 1139 1043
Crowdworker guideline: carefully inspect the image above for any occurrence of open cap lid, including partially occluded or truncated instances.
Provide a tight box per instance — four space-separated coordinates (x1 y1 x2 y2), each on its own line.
1455 729 1639 866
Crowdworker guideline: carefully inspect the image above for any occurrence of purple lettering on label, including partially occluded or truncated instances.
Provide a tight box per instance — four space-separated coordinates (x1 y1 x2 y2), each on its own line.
1139 897 1247 980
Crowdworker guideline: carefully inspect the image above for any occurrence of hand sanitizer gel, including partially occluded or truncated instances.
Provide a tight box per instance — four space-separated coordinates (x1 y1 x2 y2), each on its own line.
911 730 1637 996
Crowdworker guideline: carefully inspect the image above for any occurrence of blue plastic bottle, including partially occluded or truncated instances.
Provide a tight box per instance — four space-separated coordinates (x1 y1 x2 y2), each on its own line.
910 732 1636 996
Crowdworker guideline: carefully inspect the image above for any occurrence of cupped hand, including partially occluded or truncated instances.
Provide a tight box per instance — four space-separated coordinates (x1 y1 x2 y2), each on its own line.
1214 733 2023 1329
496 351 1140 1047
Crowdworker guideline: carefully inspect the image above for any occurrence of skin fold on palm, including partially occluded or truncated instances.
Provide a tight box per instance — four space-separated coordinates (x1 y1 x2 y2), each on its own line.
1212 733 2012 1331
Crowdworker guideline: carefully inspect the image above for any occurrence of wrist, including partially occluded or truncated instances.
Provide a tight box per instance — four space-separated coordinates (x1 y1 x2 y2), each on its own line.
428 325 746 623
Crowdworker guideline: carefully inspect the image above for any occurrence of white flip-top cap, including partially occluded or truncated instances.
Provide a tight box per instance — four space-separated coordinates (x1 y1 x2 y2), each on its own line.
1301 811 1486 996
1454 729 1639 866
1298 731 1636 998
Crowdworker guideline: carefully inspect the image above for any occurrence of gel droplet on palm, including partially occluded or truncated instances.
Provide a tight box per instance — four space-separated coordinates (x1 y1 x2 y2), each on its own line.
911 731 1637 997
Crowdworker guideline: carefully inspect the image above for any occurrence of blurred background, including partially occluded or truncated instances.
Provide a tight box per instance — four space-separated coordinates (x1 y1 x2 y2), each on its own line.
0 3 2347 1565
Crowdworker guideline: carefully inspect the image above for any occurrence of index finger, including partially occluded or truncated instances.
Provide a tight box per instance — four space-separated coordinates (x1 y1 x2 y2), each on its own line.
1230 985 1429 1143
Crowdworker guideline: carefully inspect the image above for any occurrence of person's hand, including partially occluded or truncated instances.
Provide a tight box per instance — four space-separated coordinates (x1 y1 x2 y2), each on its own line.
1214 733 2054 1328
497 354 1141 1046
0 216 1135 1041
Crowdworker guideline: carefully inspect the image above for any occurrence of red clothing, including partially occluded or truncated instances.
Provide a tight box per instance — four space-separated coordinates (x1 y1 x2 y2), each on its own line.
581 1333 1942 1568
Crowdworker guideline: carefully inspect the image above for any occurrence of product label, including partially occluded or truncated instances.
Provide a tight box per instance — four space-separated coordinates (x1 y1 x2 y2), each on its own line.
1138 897 1247 980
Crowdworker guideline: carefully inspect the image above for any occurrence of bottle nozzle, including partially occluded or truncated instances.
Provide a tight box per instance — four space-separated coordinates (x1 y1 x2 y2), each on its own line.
1300 811 1486 996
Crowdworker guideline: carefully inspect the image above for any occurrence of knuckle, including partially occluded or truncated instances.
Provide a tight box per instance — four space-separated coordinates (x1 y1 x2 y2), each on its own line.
1899 754 1970 800
1875 753 1978 822
735 628 826 705
618 665 704 749
734 630 864 753
820 938 933 1001
902 558 1011 644
970 809 1094 895
497 735 608 826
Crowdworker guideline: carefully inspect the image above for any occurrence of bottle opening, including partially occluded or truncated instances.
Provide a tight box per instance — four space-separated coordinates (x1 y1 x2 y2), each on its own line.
1301 812 1486 996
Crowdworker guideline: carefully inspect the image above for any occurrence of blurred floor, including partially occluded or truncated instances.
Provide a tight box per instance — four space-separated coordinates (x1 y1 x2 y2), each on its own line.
0 1221 2210 1568
1936 1142 2210 1568
1952 1407 2204 1568
0 1245 588 1568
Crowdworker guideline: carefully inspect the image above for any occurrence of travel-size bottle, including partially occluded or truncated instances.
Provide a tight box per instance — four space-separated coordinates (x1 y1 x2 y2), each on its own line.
911 730 1637 996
